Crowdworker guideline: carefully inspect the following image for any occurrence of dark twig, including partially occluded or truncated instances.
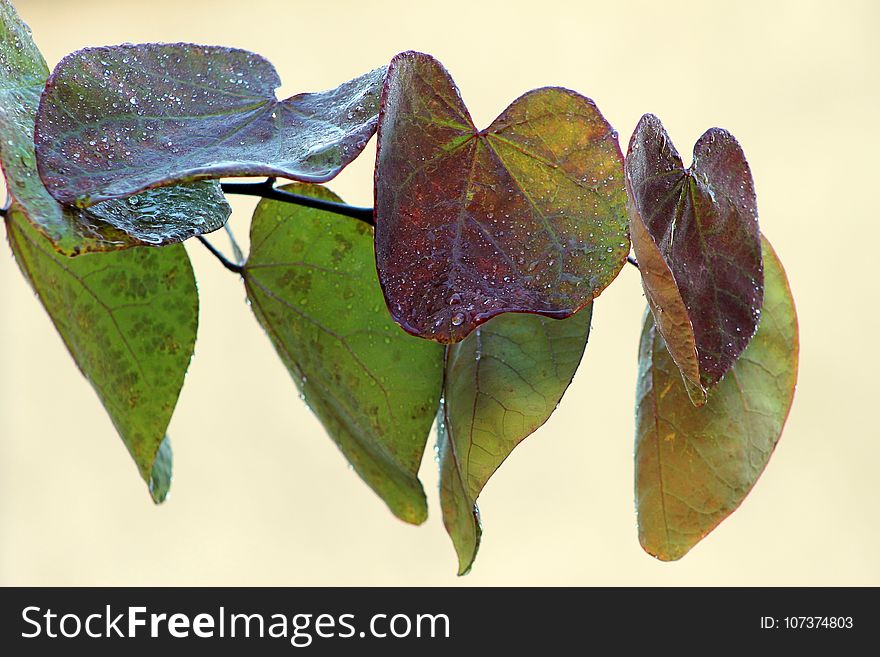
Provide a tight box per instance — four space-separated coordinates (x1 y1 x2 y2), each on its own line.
196 235 243 274
220 178 374 225
626 255 640 269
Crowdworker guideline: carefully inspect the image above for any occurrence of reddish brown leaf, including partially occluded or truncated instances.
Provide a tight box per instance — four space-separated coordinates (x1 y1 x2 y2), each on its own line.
375 51 628 343
625 114 763 403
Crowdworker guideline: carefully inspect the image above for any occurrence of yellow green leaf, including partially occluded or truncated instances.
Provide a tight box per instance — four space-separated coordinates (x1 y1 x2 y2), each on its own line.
635 235 798 560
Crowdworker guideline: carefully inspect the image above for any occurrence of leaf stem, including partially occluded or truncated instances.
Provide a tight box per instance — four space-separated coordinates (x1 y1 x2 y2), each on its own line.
220 178 374 225
196 235 243 274
627 255 640 269
224 223 244 264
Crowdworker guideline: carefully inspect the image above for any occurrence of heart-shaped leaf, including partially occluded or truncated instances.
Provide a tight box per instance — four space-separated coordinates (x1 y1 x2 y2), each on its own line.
244 183 444 524
439 307 592 574
34 42 385 207
625 114 763 404
5 206 198 502
375 51 627 344
0 3 230 255
635 235 797 560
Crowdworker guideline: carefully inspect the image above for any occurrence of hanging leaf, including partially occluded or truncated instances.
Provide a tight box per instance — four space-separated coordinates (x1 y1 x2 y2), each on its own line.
375 51 627 344
439 307 592 574
635 235 797 561
244 183 444 524
0 2 230 254
34 42 385 207
625 114 763 404
5 206 198 502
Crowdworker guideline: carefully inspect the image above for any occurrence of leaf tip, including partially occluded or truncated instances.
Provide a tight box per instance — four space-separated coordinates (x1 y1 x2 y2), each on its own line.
398 496 429 526
683 376 708 407
454 504 482 576
147 436 173 505
639 531 695 562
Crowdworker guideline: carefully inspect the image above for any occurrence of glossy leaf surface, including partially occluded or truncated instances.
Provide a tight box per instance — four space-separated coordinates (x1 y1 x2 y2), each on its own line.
375 51 627 343
440 308 592 573
5 206 198 501
635 236 797 560
0 3 230 254
625 114 763 403
35 42 385 206
244 184 444 524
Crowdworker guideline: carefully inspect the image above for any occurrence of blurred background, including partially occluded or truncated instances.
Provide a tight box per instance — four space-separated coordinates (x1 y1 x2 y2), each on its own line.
1 0 877 585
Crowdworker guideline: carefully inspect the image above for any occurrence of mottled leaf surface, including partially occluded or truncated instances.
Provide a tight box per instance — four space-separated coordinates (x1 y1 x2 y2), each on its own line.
5 206 198 501
635 236 797 560
625 114 763 403
0 3 230 254
440 307 592 574
35 42 385 206
375 51 627 343
244 184 444 524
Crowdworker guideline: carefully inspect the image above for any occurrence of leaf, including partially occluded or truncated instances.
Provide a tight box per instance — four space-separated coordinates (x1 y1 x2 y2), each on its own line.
375 51 627 344
439 307 592 574
244 183 444 524
4 206 199 501
635 235 798 561
34 42 385 207
625 114 763 404
0 2 230 254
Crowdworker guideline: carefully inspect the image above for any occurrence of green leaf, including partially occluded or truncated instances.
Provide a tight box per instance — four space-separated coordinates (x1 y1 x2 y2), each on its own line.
635 235 798 560
0 1 230 254
439 307 592 574
35 42 385 207
244 183 444 524
5 206 199 501
625 114 763 404
375 51 627 343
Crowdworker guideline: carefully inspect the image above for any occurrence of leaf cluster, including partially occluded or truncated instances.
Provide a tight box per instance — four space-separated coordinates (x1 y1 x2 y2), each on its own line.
0 0 798 572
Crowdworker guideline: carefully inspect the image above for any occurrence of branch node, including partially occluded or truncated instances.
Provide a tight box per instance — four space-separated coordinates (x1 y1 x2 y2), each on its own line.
196 235 243 274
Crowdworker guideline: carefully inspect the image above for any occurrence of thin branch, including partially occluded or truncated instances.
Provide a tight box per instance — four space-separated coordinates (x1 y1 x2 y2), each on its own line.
220 178 374 225
224 223 244 264
627 255 640 269
196 235 243 274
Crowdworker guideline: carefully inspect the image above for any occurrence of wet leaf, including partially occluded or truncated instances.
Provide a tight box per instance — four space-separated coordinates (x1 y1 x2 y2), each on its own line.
35 42 385 207
635 236 797 561
0 2 230 254
375 51 627 343
5 206 198 501
148 436 173 504
625 114 763 404
244 183 444 524
439 307 592 574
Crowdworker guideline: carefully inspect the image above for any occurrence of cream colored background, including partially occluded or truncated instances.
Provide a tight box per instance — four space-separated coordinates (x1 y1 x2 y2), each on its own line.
1 0 877 585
